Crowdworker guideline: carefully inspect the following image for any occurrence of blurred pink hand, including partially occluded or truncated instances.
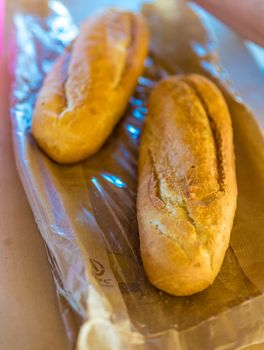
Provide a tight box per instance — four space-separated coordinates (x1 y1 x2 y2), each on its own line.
193 0 264 47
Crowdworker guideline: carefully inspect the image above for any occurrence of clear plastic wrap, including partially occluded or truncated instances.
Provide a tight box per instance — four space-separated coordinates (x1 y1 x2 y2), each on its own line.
9 1 264 349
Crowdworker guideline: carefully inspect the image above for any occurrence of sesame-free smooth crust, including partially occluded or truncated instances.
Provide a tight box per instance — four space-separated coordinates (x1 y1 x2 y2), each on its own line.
137 74 237 296
32 9 149 164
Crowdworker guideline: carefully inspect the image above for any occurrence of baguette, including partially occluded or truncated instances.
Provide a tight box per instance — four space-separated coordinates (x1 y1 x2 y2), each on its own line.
137 74 237 296
32 9 149 164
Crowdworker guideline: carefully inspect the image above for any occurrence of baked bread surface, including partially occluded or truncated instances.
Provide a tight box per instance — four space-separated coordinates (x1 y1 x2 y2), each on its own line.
137 74 237 296
32 9 149 163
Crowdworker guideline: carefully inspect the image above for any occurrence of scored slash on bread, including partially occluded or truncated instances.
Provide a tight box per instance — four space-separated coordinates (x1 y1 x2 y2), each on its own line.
137 74 237 296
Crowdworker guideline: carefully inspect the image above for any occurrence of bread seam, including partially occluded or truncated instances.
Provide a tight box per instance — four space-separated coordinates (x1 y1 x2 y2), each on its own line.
108 11 132 89
117 12 134 88
151 222 192 260
61 13 137 117
148 149 165 209
148 148 209 266
179 79 226 268
182 78 225 194
60 53 71 117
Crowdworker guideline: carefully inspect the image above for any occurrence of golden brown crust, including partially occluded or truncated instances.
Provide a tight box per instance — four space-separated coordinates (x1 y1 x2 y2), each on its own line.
137 74 237 296
32 9 149 164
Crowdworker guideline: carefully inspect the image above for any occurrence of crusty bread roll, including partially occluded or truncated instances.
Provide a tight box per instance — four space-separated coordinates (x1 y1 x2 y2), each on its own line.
32 9 149 164
137 74 237 296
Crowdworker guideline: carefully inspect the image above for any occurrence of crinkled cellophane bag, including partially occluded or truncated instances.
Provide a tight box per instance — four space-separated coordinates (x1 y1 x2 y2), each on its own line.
9 0 264 349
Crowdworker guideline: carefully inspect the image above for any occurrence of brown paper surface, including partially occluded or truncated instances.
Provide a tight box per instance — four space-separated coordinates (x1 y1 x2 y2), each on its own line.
0 58 68 350
10 0 264 349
